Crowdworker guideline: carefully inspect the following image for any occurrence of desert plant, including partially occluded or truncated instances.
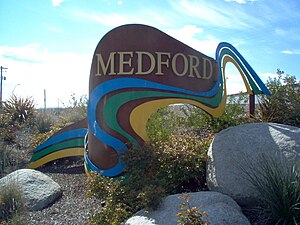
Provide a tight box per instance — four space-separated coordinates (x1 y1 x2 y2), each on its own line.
60 94 87 123
0 95 36 145
258 69 300 127
0 182 27 222
176 193 209 225
30 124 61 149
240 153 300 225
0 143 13 176
0 112 17 144
34 114 53 134
3 95 35 125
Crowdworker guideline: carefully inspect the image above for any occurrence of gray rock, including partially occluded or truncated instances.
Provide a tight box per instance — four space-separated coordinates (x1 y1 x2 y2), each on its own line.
206 123 300 206
124 191 250 225
0 169 62 211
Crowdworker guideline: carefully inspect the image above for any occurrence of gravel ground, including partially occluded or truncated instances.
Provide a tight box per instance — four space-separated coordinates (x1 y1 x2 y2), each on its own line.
27 158 101 225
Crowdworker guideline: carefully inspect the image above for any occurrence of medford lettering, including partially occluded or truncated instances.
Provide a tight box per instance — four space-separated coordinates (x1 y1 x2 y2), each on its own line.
172 53 188 77
136 52 155 75
95 51 213 79
155 52 171 75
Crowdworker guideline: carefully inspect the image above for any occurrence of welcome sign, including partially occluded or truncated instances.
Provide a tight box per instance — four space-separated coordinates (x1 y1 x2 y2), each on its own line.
29 24 270 177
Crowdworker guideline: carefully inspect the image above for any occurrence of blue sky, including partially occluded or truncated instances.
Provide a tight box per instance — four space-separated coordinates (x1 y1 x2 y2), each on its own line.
0 0 299 108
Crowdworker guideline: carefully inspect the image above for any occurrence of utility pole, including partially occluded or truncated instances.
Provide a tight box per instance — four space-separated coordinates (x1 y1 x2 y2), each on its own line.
44 89 47 115
0 66 8 108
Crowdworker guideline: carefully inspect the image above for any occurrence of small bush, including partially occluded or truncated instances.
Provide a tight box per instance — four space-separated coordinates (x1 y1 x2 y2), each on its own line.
123 134 210 196
176 193 209 225
241 153 300 225
0 182 27 222
60 94 87 123
34 114 53 134
30 123 62 149
0 113 17 144
0 143 13 176
0 145 25 177
147 106 184 141
3 95 35 125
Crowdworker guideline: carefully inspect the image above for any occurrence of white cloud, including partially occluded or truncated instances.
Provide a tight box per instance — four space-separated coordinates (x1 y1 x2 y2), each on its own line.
281 50 300 55
70 9 171 28
171 0 263 29
0 43 46 63
224 63 247 94
168 25 203 37
0 44 90 108
117 0 123 5
71 11 142 27
166 25 219 56
275 28 287 36
275 28 300 41
51 0 65 7
45 24 66 34
225 0 256 4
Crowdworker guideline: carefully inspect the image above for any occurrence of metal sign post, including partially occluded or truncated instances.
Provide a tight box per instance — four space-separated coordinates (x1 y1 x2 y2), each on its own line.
249 94 255 118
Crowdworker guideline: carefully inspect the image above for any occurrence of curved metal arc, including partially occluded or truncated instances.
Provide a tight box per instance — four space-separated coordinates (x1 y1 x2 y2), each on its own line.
216 42 271 95
88 77 223 151
28 147 84 169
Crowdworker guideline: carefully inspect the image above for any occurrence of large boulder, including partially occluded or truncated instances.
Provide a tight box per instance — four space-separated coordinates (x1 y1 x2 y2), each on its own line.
207 123 300 206
124 191 250 225
0 169 62 211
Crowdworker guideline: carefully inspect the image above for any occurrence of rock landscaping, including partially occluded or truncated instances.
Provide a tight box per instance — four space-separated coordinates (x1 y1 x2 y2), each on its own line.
207 123 300 206
125 191 251 225
0 169 62 211
1 123 299 224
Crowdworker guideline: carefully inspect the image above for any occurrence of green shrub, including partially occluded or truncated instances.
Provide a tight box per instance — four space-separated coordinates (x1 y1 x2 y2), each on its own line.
241 153 300 225
88 133 211 224
5 213 28 225
258 69 300 127
176 193 208 225
87 174 134 225
124 133 211 194
0 182 27 222
147 106 184 142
